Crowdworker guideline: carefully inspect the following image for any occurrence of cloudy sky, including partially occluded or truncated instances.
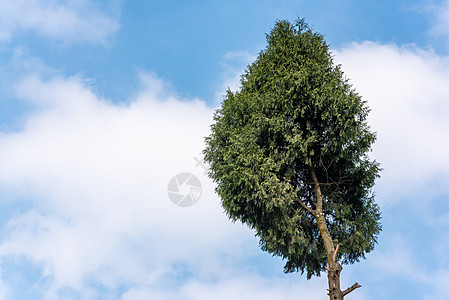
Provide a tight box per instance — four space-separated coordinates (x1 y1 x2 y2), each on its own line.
0 0 449 299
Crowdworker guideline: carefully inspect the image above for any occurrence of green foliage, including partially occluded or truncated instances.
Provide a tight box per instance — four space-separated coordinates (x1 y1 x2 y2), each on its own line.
204 19 381 279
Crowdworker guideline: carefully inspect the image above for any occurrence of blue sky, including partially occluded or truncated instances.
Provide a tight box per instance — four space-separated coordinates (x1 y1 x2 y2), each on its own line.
0 1 449 299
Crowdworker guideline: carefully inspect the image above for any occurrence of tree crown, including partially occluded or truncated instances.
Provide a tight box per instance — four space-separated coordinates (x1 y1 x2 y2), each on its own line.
204 19 381 279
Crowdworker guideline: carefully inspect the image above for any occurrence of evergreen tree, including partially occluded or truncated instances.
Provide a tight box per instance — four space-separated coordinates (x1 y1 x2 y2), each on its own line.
204 19 381 299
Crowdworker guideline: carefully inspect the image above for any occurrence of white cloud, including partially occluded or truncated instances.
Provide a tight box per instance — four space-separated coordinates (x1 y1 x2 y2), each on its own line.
351 231 449 300
334 42 449 203
0 272 8 300
423 269 449 300
0 72 263 298
428 0 449 43
0 0 120 43
366 235 428 282
120 274 329 300
214 51 256 104
334 41 449 299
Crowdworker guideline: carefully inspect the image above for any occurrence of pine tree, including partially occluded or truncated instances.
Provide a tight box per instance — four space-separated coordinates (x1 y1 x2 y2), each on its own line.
204 19 381 299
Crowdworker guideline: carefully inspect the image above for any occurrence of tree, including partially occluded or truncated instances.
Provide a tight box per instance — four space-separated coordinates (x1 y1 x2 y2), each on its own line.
203 19 381 300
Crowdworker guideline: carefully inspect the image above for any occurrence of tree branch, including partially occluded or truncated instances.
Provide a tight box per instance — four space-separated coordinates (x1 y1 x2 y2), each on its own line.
332 244 340 262
310 168 323 213
320 154 328 182
294 199 316 216
342 283 361 297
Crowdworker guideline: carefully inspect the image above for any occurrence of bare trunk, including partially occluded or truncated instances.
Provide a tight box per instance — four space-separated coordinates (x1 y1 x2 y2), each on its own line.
327 257 343 300
315 212 344 300
311 169 361 299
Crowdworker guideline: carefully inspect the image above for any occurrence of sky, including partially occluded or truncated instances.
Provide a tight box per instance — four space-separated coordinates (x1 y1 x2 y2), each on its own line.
0 0 449 299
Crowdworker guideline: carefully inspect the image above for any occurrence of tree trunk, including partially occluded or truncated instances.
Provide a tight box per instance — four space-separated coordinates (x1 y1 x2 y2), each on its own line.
311 169 361 299
327 259 343 300
316 213 344 300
